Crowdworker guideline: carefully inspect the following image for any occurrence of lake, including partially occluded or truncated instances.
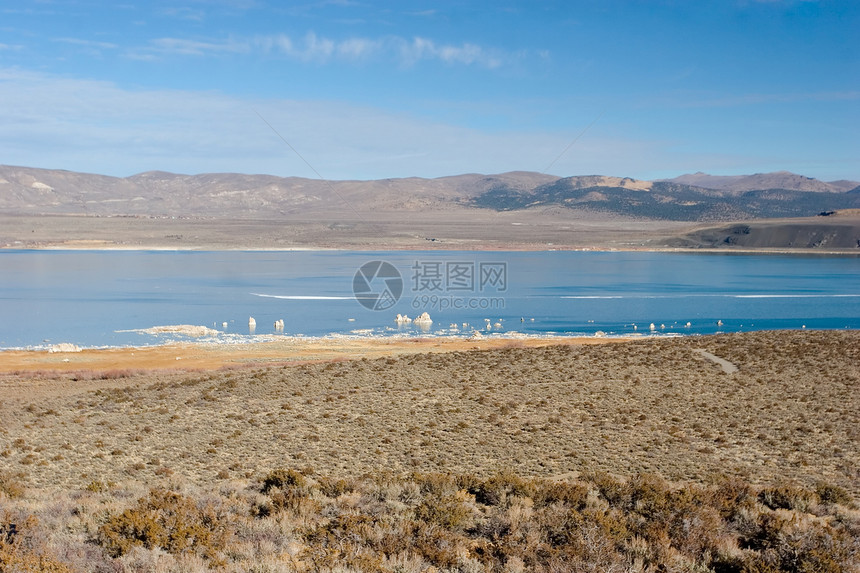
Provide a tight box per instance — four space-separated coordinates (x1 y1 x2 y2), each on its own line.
0 249 858 349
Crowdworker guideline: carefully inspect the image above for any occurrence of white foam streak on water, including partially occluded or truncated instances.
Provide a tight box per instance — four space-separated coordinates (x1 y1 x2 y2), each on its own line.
560 296 626 299
732 294 860 299
561 294 860 299
250 293 353 300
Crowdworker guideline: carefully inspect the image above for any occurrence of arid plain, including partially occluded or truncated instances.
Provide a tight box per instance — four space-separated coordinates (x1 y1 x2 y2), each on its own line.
1 330 859 572
3 330 858 493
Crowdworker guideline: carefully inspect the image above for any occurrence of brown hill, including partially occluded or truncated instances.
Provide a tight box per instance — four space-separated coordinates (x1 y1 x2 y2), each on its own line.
0 165 559 218
2 166 859 251
663 171 856 194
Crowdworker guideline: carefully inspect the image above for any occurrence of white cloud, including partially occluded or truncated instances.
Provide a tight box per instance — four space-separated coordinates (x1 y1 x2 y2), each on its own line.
157 6 207 21
398 37 503 68
130 31 518 69
336 37 382 59
295 31 335 61
55 38 119 50
253 34 337 61
148 37 251 56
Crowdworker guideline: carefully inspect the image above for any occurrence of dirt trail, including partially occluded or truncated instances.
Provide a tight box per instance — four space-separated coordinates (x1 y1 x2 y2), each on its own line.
693 348 739 374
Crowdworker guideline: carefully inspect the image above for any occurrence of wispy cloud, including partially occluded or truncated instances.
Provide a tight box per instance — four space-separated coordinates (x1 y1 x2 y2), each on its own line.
157 6 207 22
54 38 119 50
4 68 851 181
130 32 519 69
407 9 437 17
336 36 382 59
157 0 260 19
148 37 251 56
397 37 504 68
0 68 638 179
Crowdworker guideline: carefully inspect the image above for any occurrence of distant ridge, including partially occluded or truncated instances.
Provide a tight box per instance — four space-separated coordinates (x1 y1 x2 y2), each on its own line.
471 173 860 221
662 171 855 194
0 164 857 222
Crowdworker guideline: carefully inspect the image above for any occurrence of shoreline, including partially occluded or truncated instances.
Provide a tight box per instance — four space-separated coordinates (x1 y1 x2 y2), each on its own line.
4 243 860 255
0 334 636 374
3 212 860 254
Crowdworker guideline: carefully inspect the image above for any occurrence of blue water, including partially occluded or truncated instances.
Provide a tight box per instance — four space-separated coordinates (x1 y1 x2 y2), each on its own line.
0 250 858 349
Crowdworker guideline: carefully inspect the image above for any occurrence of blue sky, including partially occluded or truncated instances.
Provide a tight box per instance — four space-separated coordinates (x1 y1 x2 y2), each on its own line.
1 0 857 181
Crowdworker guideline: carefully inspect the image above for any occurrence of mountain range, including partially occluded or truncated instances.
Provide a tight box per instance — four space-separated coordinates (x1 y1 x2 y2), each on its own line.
1 165 858 222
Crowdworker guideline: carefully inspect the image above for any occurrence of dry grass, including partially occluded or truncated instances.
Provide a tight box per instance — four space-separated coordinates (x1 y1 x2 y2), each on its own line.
1 330 858 495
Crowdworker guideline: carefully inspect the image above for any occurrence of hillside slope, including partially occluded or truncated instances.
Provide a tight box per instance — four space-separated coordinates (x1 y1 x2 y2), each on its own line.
1 165 857 222
471 176 860 221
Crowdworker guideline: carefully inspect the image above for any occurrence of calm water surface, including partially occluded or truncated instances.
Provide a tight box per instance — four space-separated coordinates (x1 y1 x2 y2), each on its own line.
0 250 858 349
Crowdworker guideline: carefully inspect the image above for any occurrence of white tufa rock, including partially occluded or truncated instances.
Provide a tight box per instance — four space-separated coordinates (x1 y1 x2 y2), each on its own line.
48 343 82 353
413 312 433 325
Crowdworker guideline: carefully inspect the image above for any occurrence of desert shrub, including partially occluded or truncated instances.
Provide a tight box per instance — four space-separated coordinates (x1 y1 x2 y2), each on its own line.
0 514 73 573
709 474 757 521
0 470 25 499
814 482 852 506
98 369 138 380
758 484 816 512
408 520 469 569
662 495 727 565
316 476 353 498
413 472 462 498
454 472 482 494
261 468 306 493
582 470 630 507
263 488 320 518
630 479 729 564
5 462 858 572
741 512 852 573
97 488 230 562
84 480 112 493
548 509 629 571
532 480 590 509
469 471 537 507
627 473 674 517
301 513 386 572
256 468 322 518
414 490 476 530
